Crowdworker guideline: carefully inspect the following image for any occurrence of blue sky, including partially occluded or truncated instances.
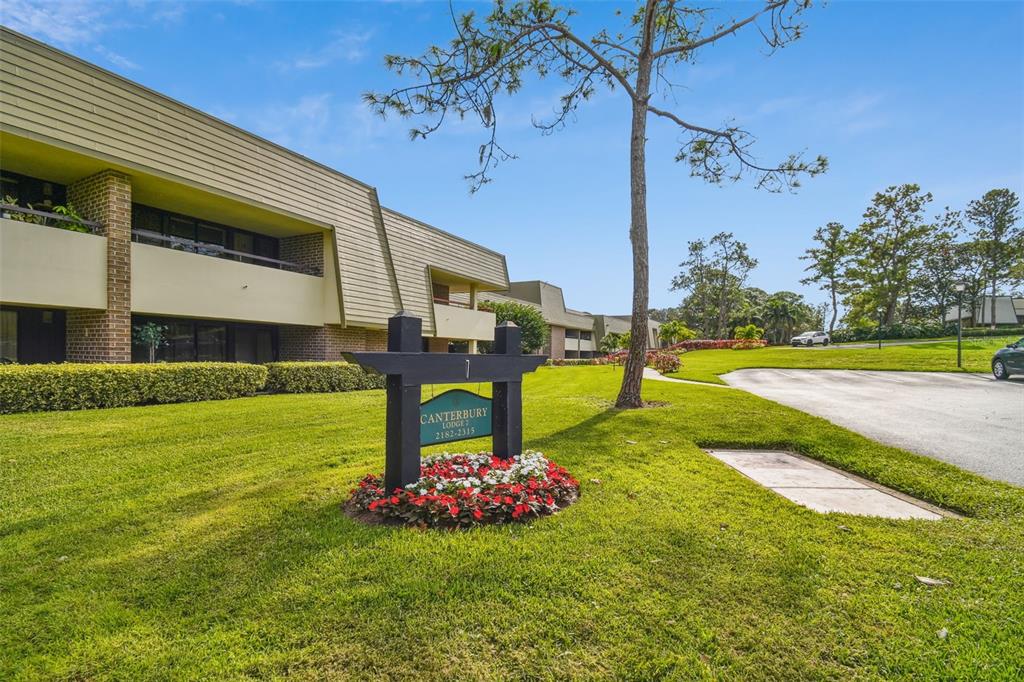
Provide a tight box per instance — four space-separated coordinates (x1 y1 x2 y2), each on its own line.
4 1 1022 313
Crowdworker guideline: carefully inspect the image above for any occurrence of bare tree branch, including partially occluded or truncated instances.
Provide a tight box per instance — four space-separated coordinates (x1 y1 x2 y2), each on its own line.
651 0 788 59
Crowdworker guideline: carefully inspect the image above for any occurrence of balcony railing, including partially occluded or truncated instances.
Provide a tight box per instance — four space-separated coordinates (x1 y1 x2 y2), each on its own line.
0 203 102 234
131 229 320 276
433 296 472 309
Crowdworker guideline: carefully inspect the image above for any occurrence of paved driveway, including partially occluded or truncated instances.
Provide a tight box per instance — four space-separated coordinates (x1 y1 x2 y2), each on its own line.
722 369 1024 485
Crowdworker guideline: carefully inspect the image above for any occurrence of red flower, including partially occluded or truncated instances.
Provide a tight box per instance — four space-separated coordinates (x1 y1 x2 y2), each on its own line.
448 504 460 517
472 509 483 520
390 495 400 505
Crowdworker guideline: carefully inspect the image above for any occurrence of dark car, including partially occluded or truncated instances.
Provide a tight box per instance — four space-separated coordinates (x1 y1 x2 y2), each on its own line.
992 337 1024 380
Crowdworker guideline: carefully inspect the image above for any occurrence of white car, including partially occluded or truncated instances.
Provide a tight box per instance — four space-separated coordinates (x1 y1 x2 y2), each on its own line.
791 331 830 347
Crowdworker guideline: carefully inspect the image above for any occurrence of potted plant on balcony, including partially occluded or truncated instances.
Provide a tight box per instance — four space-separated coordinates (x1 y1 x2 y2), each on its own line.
2 195 91 233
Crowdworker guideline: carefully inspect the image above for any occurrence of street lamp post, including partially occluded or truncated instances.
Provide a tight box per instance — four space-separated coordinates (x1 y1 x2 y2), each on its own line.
955 283 966 368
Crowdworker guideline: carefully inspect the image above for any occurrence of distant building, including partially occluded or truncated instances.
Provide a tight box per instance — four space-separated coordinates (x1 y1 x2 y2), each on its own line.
944 296 1024 326
481 281 660 360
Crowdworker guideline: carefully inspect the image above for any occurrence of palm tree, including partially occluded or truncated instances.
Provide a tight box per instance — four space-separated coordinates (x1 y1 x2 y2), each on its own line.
762 296 799 344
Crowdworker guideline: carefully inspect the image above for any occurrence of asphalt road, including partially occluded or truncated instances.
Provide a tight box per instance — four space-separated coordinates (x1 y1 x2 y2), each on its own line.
722 369 1024 485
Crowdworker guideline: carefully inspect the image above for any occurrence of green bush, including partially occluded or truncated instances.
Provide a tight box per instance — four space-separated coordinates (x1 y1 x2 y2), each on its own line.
264 362 384 394
477 300 548 354
0 363 267 414
733 324 765 341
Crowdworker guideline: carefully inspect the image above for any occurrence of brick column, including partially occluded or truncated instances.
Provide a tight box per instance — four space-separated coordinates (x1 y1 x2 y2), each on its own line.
279 232 324 275
66 170 132 363
279 325 389 360
427 337 450 353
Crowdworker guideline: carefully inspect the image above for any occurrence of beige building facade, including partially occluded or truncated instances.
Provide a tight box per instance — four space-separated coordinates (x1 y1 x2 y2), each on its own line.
0 28 507 364
482 281 661 360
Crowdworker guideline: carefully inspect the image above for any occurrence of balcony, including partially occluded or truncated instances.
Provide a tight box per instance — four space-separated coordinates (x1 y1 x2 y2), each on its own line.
432 302 496 341
132 242 336 326
0 215 107 309
132 229 317 275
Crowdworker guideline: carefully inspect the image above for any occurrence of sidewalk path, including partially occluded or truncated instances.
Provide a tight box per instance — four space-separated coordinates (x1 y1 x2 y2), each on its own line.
642 367 734 388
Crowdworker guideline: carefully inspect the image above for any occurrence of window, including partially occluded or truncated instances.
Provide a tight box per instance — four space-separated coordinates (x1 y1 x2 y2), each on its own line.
580 331 592 341
565 329 580 340
1 310 16 363
0 307 65 363
131 204 282 269
432 283 450 304
164 322 196 362
0 171 67 209
132 316 277 363
197 324 227 361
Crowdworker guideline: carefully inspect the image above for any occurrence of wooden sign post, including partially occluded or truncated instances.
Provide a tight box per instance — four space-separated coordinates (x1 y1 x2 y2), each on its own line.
345 312 546 492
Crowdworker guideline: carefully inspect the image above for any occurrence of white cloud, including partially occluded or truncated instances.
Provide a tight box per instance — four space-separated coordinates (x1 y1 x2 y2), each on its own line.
94 44 140 70
274 29 374 71
0 0 112 46
247 93 337 153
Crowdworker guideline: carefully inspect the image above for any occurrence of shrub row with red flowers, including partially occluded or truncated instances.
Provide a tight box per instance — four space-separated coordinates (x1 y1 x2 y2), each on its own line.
547 358 611 366
347 451 580 528
603 349 682 373
665 339 768 351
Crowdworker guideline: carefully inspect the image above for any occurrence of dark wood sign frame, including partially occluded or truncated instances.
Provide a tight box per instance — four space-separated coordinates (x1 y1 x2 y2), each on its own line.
345 312 547 492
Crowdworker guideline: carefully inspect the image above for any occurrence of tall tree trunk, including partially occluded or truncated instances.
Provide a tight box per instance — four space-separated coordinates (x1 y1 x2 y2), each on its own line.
828 282 838 334
615 68 652 408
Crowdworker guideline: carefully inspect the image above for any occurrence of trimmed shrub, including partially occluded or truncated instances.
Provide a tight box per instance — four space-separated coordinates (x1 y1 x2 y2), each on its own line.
665 339 768 351
830 323 1024 343
264 362 384 393
647 351 681 373
0 363 267 414
603 349 683 373
547 358 610 366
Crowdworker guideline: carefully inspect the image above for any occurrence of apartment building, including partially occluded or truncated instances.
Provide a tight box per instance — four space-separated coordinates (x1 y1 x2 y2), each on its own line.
0 27 507 364
944 296 1024 327
482 281 661 360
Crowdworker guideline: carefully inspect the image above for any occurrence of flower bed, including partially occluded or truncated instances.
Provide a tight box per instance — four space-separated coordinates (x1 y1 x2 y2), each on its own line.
666 339 768 351
603 349 682 372
347 451 580 528
548 358 610 366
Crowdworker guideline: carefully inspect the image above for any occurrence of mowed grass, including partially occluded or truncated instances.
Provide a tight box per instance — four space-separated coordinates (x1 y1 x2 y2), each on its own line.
2 368 1023 680
666 336 1018 385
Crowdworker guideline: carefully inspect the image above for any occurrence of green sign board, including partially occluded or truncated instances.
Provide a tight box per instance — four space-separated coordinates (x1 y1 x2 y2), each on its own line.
420 389 492 446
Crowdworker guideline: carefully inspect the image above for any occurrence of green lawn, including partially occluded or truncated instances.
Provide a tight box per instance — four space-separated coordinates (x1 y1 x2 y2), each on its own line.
667 336 1018 385
2 368 1022 679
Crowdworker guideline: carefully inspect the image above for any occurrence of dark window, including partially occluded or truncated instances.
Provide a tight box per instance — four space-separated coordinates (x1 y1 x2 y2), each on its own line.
0 307 66 363
132 316 277 363
0 171 67 209
131 204 283 269
448 340 469 353
197 222 226 247
432 283 450 304
565 329 580 340
1 310 17 363
164 322 196 362
580 331 592 341
197 324 227 361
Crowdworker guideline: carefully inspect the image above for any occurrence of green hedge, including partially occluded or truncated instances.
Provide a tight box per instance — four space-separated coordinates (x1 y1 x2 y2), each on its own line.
264 362 384 394
0 363 267 414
